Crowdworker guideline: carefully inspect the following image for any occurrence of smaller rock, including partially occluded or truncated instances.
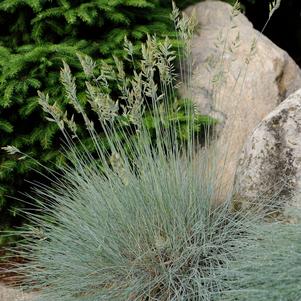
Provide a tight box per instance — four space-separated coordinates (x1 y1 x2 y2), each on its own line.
234 88 301 216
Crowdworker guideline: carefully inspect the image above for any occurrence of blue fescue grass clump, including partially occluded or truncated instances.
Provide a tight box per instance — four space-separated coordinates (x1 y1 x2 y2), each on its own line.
4 2 301 300
13 136 266 301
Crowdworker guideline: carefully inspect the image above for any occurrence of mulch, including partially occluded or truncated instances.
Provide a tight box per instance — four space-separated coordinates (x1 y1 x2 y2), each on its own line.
0 248 26 286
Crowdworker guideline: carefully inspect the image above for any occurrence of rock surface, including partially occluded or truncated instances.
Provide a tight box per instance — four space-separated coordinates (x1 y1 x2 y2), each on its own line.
183 0 301 200
234 88 301 215
0 284 34 301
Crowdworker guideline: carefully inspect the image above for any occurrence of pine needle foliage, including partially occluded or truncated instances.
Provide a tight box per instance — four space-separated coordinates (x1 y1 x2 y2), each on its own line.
0 0 204 234
5 4 290 300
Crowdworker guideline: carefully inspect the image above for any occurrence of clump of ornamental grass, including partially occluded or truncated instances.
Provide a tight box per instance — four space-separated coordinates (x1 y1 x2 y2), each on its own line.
3 1 296 301
8 135 268 301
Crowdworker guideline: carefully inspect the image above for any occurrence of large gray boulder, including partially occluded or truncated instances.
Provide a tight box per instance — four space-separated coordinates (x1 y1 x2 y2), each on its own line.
183 1 301 201
234 88 301 217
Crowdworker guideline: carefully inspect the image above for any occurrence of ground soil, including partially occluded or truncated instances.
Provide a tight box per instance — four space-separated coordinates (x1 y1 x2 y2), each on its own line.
0 248 35 300
0 248 26 285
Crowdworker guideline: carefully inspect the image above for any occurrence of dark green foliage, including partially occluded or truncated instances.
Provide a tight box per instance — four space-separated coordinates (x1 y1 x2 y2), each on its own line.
0 0 178 234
